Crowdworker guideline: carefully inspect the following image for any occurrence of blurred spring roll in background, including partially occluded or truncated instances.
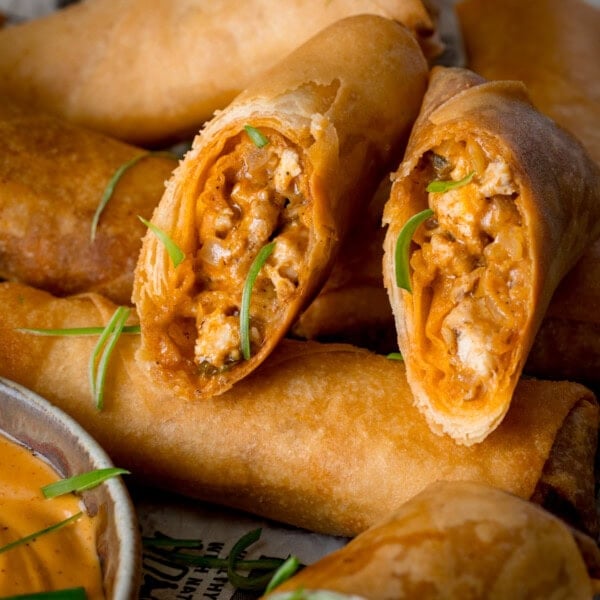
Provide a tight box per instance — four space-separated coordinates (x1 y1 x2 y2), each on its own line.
0 0 441 146
0 282 597 538
0 101 176 305
133 15 429 400
382 66 600 446
456 0 600 165
264 481 600 600
291 178 396 353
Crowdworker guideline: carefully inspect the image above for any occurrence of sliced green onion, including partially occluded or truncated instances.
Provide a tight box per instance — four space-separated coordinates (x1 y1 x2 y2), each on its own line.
142 536 204 549
88 306 130 410
0 587 87 600
17 325 140 336
394 208 434 293
386 352 404 361
91 151 178 242
0 512 83 555
426 171 475 193
227 528 277 591
143 530 296 592
240 242 275 360
244 125 269 148
41 467 130 499
265 555 301 593
138 216 185 268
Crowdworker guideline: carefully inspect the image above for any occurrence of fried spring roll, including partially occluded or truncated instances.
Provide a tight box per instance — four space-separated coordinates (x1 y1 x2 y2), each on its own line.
133 15 429 400
0 101 176 305
456 0 600 165
382 66 600 445
264 482 600 600
0 0 441 146
0 282 597 538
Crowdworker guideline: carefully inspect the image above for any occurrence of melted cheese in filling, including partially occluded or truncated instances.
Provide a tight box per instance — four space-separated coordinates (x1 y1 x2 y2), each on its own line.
410 139 529 402
0 433 104 597
184 129 309 370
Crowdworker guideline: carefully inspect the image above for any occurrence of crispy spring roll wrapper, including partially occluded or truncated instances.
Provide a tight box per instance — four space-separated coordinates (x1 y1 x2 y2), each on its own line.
291 178 396 353
0 101 176 305
0 0 440 146
456 0 600 166
132 15 429 400
264 482 600 600
382 66 600 445
0 282 597 538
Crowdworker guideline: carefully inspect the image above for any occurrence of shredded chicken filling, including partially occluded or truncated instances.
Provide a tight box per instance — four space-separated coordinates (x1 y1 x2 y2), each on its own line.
410 139 529 401
185 130 309 371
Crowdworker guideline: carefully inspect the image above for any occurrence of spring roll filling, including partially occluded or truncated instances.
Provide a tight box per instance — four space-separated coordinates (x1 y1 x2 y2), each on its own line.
409 138 530 403
175 130 310 372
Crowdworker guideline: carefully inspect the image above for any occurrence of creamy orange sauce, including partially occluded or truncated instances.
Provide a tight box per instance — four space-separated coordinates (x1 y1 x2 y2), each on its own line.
0 432 105 598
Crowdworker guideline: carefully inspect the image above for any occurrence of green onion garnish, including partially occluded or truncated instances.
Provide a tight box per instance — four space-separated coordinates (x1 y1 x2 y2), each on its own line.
426 171 475 193
0 587 87 600
386 352 404 361
227 528 278 591
240 242 275 360
138 216 185 268
16 325 140 336
244 125 269 148
394 208 434 293
41 467 130 499
0 512 83 555
265 555 301 593
89 306 130 410
91 151 178 242
143 529 299 592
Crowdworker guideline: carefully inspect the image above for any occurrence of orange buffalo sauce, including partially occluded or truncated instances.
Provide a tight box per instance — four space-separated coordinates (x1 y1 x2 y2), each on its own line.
0 432 105 598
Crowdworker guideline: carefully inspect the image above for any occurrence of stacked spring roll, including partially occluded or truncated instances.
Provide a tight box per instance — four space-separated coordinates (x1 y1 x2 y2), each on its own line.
290 178 396 352
133 15 429 400
264 481 600 599
0 100 176 305
382 66 600 445
0 0 440 145
0 281 597 538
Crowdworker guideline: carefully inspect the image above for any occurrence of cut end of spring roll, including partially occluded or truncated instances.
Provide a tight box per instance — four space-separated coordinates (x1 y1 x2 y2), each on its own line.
382 66 600 445
133 15 428 399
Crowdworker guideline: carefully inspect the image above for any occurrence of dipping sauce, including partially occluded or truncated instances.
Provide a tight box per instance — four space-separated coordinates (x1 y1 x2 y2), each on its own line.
0 432 105 597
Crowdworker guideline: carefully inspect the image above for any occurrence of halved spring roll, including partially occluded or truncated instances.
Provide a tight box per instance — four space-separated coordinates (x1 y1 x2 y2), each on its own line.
0 282 597 538
0 100 176 305
264 481 600 599
133 15 429 399
382 66 600 445
0 0 441 146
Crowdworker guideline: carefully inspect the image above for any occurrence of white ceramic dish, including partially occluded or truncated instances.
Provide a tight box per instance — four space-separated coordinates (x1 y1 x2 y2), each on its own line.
0 376 141 599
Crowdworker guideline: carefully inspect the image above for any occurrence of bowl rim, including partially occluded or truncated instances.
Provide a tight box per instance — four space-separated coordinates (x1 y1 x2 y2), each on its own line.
0 376 141 599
